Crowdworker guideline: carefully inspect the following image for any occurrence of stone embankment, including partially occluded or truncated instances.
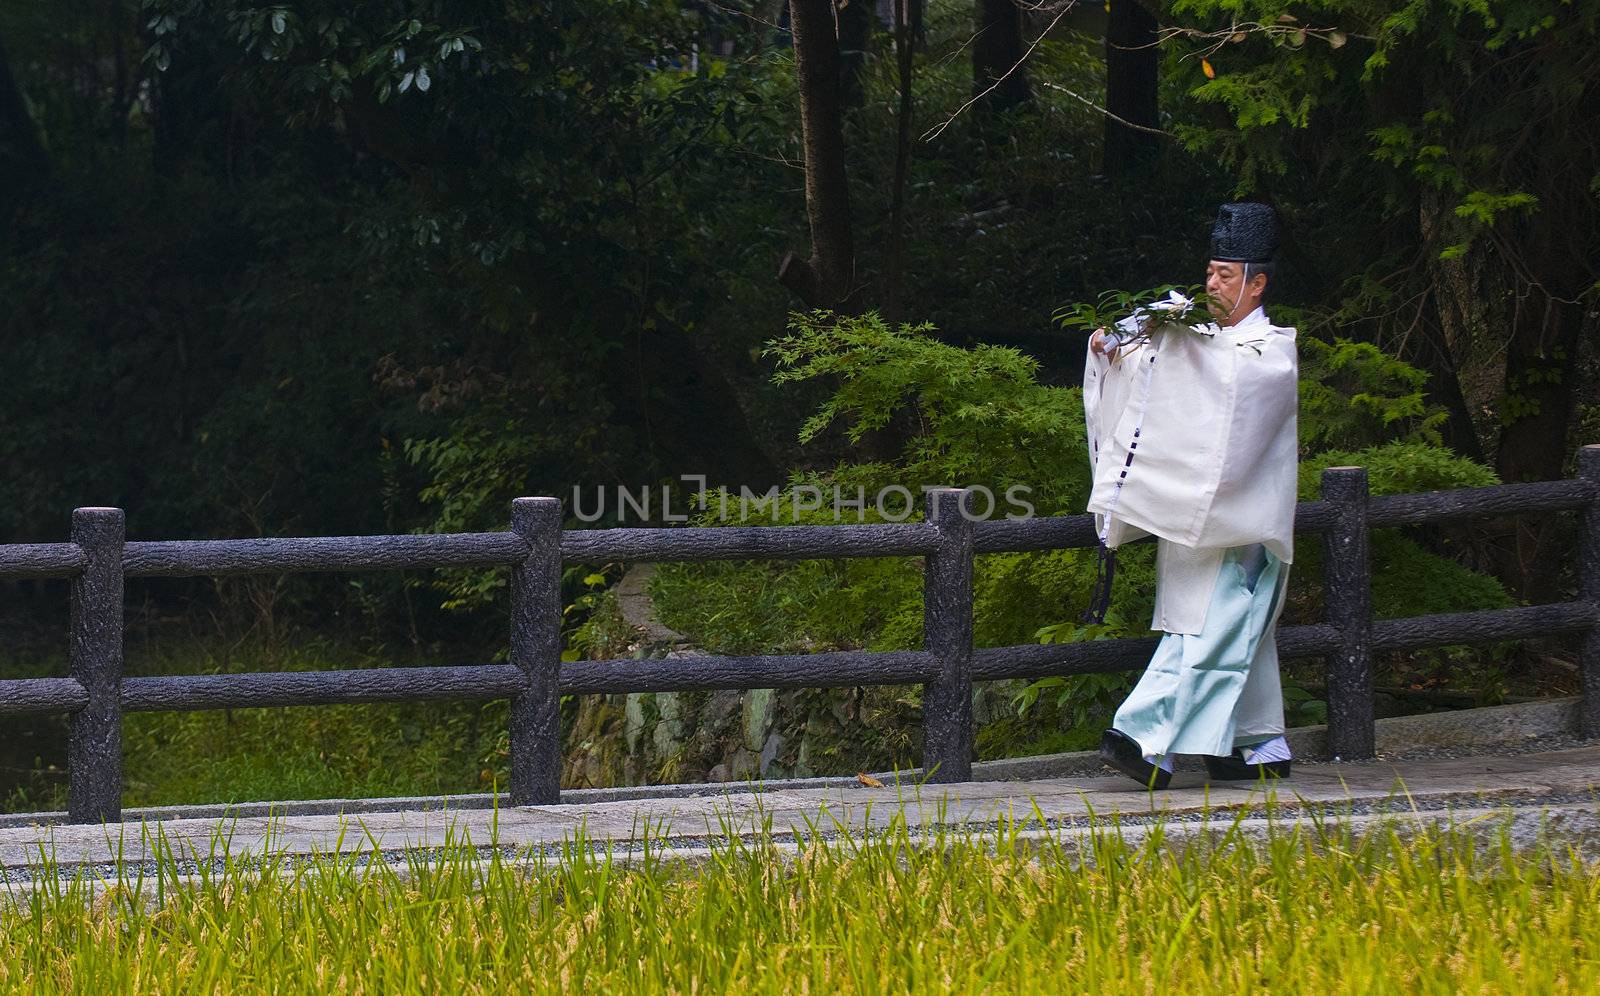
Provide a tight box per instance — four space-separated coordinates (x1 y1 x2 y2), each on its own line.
560 564 1023 788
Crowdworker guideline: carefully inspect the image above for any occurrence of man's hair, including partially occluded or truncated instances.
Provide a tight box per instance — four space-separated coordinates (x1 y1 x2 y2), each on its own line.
1242 259 1275 303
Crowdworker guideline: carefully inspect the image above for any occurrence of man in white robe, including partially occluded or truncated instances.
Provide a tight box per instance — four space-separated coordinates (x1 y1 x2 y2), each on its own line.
1083 202 1299 789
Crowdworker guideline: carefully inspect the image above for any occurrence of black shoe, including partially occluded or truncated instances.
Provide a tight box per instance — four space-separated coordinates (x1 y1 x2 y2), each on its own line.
1203 748 1291 782
1099 729 1171 790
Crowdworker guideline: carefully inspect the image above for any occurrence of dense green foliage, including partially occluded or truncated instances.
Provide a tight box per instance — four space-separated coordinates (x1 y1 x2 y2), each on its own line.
1162 0 1598 575
2 815 1598 991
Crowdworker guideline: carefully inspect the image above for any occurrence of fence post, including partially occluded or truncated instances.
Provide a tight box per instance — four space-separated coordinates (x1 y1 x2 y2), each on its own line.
1322 466 1374 760
922 487 974 782
509 497 563 805
1579 445 1600 738
67 507 125 824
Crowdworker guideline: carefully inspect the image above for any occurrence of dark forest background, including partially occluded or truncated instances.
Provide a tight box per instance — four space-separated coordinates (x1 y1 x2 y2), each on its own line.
0 0 1596 807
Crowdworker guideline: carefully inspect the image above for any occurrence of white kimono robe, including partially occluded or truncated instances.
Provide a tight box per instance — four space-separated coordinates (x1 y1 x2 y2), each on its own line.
1082 305 1299 635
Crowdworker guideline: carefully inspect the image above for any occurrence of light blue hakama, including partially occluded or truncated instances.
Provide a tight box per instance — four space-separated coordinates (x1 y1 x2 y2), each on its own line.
1112 543 1288 760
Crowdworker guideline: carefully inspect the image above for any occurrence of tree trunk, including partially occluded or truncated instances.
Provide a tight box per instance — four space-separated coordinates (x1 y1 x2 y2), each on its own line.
1103 0 1159 175
0 33 51 217
1408 199 1488 464
778 0 856 310
837 0 876 108
884 0 924 327
1406 286 1487 464
972 0 1030 116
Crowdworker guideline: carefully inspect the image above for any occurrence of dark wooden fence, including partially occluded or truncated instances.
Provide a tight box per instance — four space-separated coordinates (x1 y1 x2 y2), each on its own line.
3 445 1597 824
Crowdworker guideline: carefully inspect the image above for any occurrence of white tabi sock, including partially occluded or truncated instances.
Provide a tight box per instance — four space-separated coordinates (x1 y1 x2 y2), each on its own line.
1240 735 1291 765
1143 753 1176 773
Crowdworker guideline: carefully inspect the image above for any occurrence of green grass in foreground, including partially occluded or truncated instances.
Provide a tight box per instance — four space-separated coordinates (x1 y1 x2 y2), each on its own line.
2 810 1597 992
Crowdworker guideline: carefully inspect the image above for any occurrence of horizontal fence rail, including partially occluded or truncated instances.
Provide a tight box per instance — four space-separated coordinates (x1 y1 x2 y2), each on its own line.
1 445 1596 823
123 533 529 577
0 543 87 581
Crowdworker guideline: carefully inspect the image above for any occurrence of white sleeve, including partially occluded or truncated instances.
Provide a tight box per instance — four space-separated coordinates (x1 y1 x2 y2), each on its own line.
1083 343 1108 475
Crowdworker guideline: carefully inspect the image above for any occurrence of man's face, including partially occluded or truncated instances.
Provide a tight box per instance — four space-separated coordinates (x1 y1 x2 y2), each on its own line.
1204 259 1263 326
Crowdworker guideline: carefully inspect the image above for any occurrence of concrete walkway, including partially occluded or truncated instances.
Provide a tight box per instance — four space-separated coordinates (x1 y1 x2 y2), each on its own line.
4 746 1599 875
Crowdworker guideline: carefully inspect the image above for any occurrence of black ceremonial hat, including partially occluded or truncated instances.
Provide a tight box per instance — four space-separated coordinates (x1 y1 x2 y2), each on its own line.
1209 202 1278 263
